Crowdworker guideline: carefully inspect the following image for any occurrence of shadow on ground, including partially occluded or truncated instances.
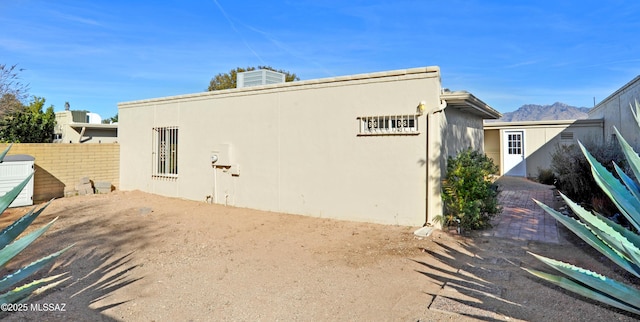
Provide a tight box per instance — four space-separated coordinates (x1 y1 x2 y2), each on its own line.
416 233 640 321
0 199 156 321
416 240 525 321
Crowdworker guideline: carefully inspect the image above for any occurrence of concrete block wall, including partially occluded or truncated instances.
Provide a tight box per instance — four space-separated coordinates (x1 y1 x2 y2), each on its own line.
0 143 119 203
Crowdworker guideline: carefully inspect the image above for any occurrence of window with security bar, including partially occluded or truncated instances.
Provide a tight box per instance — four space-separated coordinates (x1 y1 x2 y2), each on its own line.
358 115 419 135
153 126 179 178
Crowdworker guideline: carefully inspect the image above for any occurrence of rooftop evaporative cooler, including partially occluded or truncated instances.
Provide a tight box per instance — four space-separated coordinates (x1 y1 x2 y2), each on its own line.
237 69 286 88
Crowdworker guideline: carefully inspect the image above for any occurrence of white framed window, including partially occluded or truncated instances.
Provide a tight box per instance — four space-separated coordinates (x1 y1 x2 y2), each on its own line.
507 132 523 155
358 115 419 135
153 126 178 178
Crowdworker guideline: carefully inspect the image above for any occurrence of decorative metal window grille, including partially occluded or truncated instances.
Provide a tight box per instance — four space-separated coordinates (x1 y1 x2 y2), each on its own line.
507 133 522 155
153 126 178 178
358 115 419 135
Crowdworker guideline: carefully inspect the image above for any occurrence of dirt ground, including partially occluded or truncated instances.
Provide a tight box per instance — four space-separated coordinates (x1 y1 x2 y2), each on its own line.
0 190 638 321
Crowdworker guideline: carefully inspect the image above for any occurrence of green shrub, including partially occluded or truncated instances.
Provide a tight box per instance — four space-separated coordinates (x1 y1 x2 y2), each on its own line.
441 148 501 231
536 168 556 185
551 140 626 205
551 140 626 220
0 145 72 304
525 99 640 315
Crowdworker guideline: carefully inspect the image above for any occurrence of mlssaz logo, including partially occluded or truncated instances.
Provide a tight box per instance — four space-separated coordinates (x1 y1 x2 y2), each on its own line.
29 303 66 312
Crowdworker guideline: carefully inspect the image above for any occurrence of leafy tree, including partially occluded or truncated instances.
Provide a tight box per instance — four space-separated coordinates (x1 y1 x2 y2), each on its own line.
207 66 299 91
102 113 118 124
0 96 56 143
0 93 22 118
0 64 29 116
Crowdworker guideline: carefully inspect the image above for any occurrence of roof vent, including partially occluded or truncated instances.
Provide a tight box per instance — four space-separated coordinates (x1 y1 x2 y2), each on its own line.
560 132 574 140
71 110 87 123
237 69 286 88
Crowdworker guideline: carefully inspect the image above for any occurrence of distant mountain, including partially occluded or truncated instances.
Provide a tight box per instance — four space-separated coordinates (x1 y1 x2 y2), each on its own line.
494 102 591 122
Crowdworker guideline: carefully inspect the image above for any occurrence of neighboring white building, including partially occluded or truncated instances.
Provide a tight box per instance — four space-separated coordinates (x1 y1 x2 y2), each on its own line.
484 119 604 177
482 75 640 178
118 67 500 227
54 110 118 143
588 75 640 148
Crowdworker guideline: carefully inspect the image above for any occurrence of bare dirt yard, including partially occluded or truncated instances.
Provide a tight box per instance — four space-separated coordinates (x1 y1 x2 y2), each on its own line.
0 190 639 321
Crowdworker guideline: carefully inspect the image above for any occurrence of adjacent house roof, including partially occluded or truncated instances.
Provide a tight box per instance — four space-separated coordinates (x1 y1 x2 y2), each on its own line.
67 123 118 130
441 91 502 119
483 118 604 130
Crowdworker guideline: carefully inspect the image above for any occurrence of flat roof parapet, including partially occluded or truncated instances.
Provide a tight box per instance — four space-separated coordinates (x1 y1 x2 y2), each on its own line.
119 66 441 108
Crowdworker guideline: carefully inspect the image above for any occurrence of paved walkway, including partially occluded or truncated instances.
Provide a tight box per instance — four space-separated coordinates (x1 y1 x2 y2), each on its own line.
482 176 561 243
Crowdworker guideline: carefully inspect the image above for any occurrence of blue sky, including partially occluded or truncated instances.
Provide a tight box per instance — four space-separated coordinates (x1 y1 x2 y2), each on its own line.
1 0 639 118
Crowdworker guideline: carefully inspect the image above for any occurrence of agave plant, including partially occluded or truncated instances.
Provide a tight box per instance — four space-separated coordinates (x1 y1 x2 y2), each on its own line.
0 145 72 304
524 100 640 314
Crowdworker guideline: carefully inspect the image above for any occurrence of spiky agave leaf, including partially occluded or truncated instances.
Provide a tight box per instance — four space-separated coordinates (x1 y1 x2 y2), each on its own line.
523 256 640 315
630 100 640 129
590 208 640 254
0 244 73 293
529 102 640 316
0 218 58 269
21 275 71 304
0 200 51 249
528 252 640 309
0 144 72 305
578 141 640 231
534 198 640 277
614 161 640 201
0 273 70 305
0 144 12 163
0 173 34 215
560 192 640 264
622 242 640 273
614 126 640 189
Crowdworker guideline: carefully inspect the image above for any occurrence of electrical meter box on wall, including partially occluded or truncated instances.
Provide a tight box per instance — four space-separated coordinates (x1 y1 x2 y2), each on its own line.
0 155 35 207
210 144 232 166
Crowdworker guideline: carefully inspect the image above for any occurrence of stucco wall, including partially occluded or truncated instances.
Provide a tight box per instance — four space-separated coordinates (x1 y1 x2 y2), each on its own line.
484 129 500 171
484 120 604 177
120 68 447 226
441 107 485 156
422 107 487 224
0 143 119 202
525 123 603 177
588 76 640 148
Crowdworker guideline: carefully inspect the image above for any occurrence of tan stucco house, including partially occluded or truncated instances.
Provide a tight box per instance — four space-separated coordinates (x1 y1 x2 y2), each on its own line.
54 110 118 144
118 67 500 226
